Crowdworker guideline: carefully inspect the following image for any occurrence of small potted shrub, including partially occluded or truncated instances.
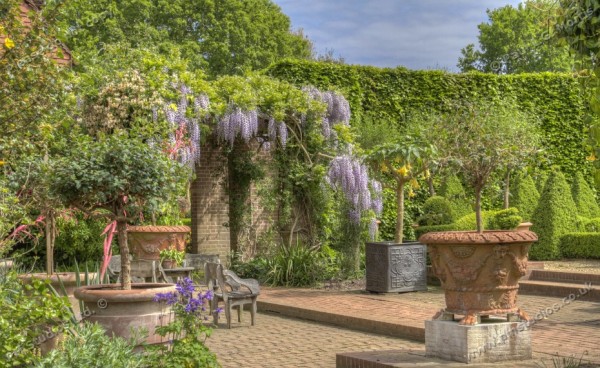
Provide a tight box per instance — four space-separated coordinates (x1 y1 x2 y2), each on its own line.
418 100 541 325
159 247 185 269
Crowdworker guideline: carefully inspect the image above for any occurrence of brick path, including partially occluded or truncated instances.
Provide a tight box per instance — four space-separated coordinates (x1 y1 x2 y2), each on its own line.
205 286 600 367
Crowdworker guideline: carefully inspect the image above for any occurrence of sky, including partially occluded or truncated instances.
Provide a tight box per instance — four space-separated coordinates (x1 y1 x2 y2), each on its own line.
272 0 522 71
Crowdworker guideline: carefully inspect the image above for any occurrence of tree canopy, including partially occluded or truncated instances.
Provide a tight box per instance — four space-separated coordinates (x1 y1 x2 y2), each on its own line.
458 1 573 74
57 0 313 77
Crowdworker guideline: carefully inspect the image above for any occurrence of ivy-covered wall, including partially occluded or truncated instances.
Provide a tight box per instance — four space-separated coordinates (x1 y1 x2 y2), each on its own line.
266 60 589 176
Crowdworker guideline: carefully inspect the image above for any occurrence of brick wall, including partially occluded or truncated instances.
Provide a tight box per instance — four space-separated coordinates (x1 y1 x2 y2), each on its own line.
190 145 230 264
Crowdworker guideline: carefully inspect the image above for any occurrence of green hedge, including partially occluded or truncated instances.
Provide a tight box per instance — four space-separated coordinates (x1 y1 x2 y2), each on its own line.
266 60 590 176
571 172 600 218
560 232 600 258
530 172 578 260
511 173 540 221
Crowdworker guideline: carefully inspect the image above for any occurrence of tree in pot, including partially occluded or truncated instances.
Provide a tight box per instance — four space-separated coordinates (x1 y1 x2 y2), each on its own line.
419 99 541 325
362 116 437 293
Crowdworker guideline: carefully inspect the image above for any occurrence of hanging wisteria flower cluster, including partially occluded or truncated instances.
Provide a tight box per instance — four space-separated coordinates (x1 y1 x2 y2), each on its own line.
158 82 209 167
268 117 288 148
303 86 351 139
326 155 383 239
216 105 259 146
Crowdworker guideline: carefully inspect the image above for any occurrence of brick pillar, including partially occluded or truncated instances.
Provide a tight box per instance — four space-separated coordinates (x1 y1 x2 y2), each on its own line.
190 144 230 264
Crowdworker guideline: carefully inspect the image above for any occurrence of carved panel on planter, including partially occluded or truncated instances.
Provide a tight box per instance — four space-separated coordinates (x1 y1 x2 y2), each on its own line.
366 241 427 293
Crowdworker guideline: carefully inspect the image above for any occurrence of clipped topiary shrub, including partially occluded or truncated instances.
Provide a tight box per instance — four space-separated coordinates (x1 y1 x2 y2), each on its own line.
511 173 540 221
530 171 578 260
418 196 455 226
575 216 591 232
560 233 600 258
439 174 472 219
585 217 600 232
571 172 600 218
535 171 549 194
487 208 522 230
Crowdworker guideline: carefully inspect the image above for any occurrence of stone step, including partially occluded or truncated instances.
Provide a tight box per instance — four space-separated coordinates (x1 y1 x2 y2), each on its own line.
527 269 600 284
518 279 599 301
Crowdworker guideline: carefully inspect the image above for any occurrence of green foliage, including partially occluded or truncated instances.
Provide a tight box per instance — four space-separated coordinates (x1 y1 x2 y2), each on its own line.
487 208 523 230
458 2 573 73
159 248 185 266
378 187 420 242
0 271 73 367
439 174 472 219
50 135 179 216
254 245 339 287
415 209 522 239
530 171 579 260
0 177 28 257
266 60 589 177
35 322 147 368
571 172 600 218
560 233 600 259
418 196 455 226
58 0 312 77
511 173 540 221
585 217 600 232
53 213 108 266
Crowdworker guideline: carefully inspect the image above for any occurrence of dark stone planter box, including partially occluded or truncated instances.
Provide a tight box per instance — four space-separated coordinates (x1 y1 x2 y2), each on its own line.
365 241 427 293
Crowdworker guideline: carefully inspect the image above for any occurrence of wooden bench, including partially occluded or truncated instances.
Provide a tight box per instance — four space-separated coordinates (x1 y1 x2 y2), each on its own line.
107 257 168 283
204 262 260 328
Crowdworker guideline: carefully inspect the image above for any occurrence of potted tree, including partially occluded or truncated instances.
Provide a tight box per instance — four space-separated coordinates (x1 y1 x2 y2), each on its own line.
418 100 541 325
364 118 436 292
51 134 182 344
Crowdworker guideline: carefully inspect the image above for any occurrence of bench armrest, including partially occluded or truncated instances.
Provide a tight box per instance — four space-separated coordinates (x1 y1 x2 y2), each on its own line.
223 269 260 294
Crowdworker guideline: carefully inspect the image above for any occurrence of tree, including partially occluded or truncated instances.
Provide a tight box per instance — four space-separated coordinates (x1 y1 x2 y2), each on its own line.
57 0 312 77
435 100 540 232
458 1 573 74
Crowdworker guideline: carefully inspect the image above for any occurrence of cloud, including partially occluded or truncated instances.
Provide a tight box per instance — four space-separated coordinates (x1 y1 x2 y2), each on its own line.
273 0 522 71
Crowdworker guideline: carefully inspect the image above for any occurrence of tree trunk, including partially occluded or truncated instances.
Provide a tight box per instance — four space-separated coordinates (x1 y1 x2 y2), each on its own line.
117 219 131 290
503 170 510 209
427 176 435 196
45 210 55 276
395 181 405 244
475 188 483 233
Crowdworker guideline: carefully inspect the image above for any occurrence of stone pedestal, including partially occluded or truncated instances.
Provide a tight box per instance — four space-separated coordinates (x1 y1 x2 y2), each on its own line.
365 241 427 293
425 319 532 364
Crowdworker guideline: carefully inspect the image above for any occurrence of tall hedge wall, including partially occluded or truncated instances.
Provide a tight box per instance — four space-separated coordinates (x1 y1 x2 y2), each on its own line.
266 60 590 176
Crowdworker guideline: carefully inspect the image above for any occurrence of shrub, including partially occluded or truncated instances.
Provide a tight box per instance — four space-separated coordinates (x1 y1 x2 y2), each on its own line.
530 171 578 260
560 233 600 259
438 174 472 219
53 212 108 267
263 245 338 287
585 217 600 232
418 196 454 226
535 171 549 194
487 208 523 230
571 172 600 218
575 216 591 232
0 271 73 367
36 323 148 368
511 173 540 221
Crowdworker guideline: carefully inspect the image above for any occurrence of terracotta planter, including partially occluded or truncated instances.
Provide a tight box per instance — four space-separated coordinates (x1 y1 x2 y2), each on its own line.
161 259 178 269
74 283 175 345
127 225 190 260
418 230 537 325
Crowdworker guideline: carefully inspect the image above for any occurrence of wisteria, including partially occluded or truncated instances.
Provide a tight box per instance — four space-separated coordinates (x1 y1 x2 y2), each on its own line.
371 180 383 216
265 116 289 148
159 82 206 167
216 105 259 146
303 86 351 139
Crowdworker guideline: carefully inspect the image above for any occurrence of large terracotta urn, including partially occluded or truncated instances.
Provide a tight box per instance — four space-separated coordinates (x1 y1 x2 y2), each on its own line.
127 225 190 260
74 283 175 345
418 230 537 325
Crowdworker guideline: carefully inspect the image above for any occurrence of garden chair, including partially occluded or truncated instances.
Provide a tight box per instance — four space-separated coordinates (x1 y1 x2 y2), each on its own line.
204 262 260 329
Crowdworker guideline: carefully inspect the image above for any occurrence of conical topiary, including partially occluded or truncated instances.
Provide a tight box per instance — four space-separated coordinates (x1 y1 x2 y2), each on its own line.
439 174 472 219
530 171 578 260
535 171 548 194
511 173 540 222
571 172 600 218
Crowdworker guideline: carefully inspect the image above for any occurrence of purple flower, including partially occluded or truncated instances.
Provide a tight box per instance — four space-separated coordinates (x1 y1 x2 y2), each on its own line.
175 277 195 298
154 291 178 305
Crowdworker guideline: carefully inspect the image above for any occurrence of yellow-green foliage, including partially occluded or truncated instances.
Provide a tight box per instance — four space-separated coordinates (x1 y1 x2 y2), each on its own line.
530 172 578 260
267 60 590 177
560 233 600 259
571 172 600 218
415 208 522 238
511 173 540 221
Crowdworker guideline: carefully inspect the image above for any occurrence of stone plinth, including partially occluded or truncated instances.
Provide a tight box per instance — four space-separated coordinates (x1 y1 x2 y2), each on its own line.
365 241 427 293
425 319 532 364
